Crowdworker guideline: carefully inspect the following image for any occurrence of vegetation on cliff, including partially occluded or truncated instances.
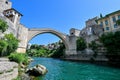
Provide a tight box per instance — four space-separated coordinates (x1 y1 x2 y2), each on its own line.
8 52 29 65
49 42 65 58
27 42 65 58
100 31 120 61
0 33 19 56
0 19 8 33
0 19 19 56
76 37 87 51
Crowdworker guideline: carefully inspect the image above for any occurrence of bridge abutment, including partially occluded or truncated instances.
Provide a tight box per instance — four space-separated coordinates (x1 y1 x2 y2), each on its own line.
65 35 77 56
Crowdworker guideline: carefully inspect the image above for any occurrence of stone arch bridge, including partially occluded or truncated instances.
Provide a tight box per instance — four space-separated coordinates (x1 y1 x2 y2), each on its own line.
17 28 77 56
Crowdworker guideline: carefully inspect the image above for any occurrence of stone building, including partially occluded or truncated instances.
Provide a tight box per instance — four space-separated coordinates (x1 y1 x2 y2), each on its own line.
97 10 120 32
80 17 103 44
0 0 12 13
70 28 81 37
0 0 28 53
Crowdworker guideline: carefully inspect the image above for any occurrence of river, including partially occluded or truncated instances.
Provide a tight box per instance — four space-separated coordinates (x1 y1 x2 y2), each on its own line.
28 57 120 80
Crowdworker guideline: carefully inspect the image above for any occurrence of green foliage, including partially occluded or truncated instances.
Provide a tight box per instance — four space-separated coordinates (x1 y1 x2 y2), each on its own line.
0 33 19 56
4 33 19 54
0 19 8 33
89 41 99 51
8 52 29 65
100 13 103 18
27 42 65 58
27 45 49 57
0 40 8 56
50 42 65 58
89 41 99 58
116 19 120 26
76 37 87 51
100 31 120 55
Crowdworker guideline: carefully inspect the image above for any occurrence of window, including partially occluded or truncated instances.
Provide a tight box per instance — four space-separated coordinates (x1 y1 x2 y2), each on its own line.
118 15 120 20
100 21 103 26
106 27 109 30
112 16 116 22
114 24 117 28
5 1 8 4
105 20 108 25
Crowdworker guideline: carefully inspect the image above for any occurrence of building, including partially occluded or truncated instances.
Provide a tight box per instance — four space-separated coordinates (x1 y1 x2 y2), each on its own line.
0 0 28 53
70 28 81 37
80 17 103 44
97 10 120 32
0 0 12 13
3 8 23 26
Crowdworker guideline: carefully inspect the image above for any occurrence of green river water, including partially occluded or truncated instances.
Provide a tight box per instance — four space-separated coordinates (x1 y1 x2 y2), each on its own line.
28 57 120 80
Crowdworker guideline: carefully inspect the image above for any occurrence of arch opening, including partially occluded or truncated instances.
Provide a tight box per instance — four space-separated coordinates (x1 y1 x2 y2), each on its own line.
27 29 69 50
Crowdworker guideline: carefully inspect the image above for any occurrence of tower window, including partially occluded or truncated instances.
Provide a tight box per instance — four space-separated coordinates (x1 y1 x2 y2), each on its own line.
5 1 8 4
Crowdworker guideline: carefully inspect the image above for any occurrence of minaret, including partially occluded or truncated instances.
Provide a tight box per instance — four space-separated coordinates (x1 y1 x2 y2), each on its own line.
0 0 12 13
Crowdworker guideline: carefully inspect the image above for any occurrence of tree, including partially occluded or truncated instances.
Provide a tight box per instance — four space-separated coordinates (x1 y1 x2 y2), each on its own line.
4 33 19 55
89 41 99 57
50 42 65 58
116 19 120 26
76 37 87 51
0 19 8 33
0 33 19 56
99 31 120 61
0 40 8 56
100 13 103 18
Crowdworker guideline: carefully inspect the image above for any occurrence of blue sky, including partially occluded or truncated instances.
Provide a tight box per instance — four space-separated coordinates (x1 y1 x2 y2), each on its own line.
11 0 120 45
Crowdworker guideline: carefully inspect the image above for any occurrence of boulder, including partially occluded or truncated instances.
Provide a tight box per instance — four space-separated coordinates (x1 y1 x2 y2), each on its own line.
26 64 47 76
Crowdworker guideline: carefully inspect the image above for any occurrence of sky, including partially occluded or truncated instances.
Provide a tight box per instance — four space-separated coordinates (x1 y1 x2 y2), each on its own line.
11 0 120 45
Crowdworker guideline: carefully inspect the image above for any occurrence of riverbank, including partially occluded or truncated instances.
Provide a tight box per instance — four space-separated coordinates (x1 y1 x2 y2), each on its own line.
0 58 18 80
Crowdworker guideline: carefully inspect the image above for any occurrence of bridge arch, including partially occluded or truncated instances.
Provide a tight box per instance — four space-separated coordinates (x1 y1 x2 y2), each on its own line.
27 28 69 50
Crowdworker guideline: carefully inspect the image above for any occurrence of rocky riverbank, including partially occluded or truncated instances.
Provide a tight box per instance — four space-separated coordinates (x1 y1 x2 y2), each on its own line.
0 58 18 80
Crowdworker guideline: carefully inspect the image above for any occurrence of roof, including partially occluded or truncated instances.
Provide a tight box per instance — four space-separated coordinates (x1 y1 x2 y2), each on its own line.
97 10 120 21
4 8 23 16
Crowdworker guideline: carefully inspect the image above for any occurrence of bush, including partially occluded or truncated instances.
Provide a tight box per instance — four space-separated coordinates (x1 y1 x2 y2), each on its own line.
50 42 65 58
0 33 19 56
4 33 19 54
0 19 8 33
99 31 120 61
8 52 29 65
76 37 87 51
0 40 8 56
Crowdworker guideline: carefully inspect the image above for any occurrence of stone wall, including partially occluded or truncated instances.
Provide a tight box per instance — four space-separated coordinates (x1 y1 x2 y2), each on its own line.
65 50 108 61
70 28 81 37
0 0 12 13
16 24 28 53
0 13 17 38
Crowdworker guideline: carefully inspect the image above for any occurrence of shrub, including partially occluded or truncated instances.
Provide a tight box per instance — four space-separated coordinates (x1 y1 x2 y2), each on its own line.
76 37 87 51
0 19 8 33
99 31 120 61
0 40 8 56
0 33 19 56
8 52 29 65
4 33 19 54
